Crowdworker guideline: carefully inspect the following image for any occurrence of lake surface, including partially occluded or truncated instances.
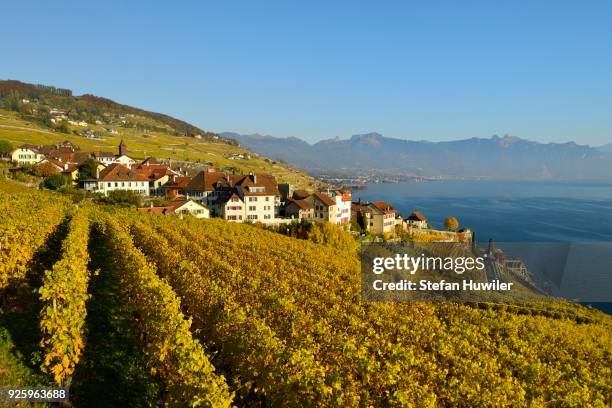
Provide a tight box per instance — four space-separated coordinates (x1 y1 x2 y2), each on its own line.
355 180 612 309
354 180 612 243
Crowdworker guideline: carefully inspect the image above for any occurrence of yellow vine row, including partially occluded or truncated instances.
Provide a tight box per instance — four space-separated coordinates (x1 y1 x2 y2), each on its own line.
38 206 92 385
98 214 233 407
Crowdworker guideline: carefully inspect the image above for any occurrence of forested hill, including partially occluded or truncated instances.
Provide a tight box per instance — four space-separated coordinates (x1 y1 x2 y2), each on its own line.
0 80 223 141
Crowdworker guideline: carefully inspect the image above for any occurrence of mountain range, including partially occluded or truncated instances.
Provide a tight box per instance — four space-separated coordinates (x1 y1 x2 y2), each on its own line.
223 132 612 180
598 143 612 154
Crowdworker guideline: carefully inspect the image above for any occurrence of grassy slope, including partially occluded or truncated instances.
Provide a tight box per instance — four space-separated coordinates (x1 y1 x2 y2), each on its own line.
0 109 323 190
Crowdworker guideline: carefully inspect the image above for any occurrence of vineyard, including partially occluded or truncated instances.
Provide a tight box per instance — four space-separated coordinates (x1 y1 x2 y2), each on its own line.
0 180 611 407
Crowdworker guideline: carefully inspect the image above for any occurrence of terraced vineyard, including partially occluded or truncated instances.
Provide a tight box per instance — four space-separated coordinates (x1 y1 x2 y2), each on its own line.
1 180 611 407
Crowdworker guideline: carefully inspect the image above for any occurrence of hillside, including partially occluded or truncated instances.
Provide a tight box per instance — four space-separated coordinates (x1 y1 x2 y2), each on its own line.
229 132 612 180
1 180 611 406
0 80 322 189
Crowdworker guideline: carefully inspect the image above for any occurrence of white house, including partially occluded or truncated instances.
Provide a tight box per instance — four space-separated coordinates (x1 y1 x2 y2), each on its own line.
11 146 45 165
92 140 135 168
83 163 149 196
322 189 352 226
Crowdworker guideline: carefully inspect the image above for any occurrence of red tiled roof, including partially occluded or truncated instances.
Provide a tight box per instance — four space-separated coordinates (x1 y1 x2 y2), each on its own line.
286 198 313 210
408 211 428 221
134 166 173 181
369 201 396 214
185 170 233 191
98 163 148 182
312 192 336 207
341 189 352 202
233 173 280 196
165 176 192 189
292 189 310 200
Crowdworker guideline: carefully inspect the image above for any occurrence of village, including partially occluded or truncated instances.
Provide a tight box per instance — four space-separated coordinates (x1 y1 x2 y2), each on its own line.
6 139 472 241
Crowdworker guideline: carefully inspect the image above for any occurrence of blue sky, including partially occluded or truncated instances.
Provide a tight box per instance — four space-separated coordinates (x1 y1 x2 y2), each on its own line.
2 1 611 145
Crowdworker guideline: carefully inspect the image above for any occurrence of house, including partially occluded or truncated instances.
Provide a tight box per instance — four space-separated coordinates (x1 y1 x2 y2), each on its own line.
92 151 117 166
232 172 280 222
406 211 428 229
219 192 245 222
285 198 314 221
366 201 397 235
183 169 235 215
307 192 337 224
321 189 352 225
133 163 175 196
352 201 372 231
163 175 193 199
11 146 45 165
35 158 64 174
278 183 293 201
184 170 281 223
114 154 136 168
137 199 210 219
92 140 135 168
83 163 149 196
61 163 81 184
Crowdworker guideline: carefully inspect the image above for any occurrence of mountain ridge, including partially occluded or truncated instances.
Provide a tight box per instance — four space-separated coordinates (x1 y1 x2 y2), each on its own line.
227 132 612 180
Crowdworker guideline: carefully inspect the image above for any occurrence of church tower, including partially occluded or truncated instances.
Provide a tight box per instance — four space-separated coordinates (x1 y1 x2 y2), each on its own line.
118 139 127 156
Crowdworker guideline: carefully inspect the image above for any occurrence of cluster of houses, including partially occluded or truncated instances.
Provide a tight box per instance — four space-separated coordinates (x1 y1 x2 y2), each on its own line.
8 140 446 236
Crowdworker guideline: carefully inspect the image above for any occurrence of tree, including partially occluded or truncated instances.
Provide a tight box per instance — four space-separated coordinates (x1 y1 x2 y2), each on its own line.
43 174 69 190
306 222 359 254
78 158 98 181
103 190 143 207
444 216 460 232
54 121 70 134
34 162 60 177
0 139 13 156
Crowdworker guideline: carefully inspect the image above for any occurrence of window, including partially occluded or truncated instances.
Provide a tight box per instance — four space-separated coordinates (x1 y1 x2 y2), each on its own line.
265 196 270 201
264 206 271 211
248 197 258 202
248 206 256 211
264 214 271 219
248 215 258 220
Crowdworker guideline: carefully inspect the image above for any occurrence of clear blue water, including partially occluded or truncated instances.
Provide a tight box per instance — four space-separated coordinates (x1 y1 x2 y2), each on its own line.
355 180 612 311
354 180 612 243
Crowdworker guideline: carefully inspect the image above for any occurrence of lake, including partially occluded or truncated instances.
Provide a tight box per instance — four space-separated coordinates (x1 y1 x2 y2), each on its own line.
354 180 612 309
353 180 612 243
